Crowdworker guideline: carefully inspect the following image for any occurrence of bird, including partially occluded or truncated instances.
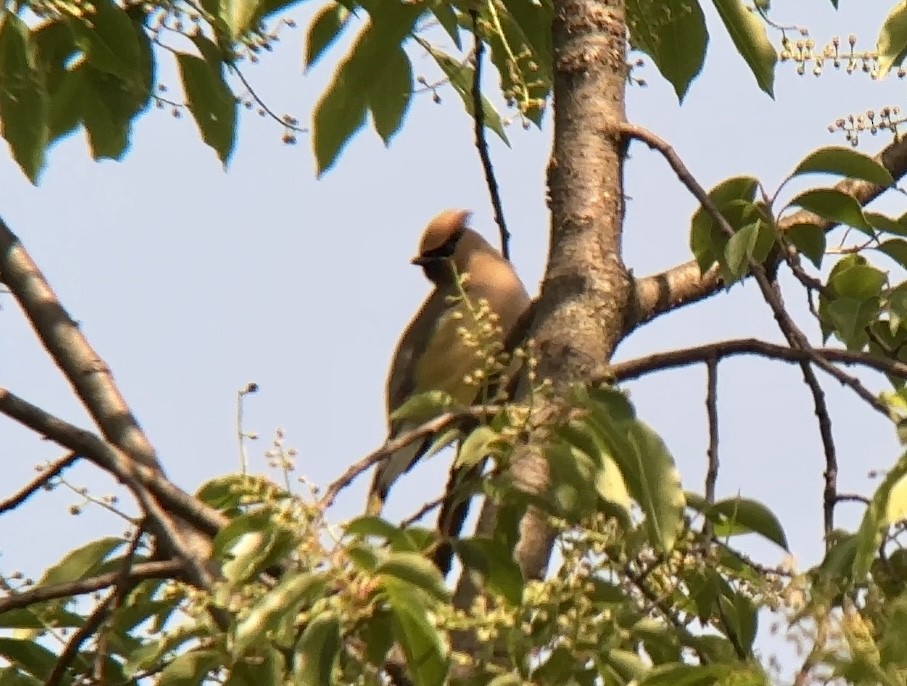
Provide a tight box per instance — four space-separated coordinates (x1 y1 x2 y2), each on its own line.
366 209 532 519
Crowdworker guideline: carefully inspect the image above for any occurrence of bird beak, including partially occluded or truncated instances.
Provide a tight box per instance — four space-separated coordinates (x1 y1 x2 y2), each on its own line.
411 255 430 266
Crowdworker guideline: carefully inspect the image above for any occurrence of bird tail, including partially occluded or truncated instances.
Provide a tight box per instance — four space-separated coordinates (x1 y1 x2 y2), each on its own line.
366 436 426 516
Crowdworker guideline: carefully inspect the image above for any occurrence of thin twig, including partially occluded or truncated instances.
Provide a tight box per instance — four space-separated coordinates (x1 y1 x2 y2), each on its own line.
231 64 308 134
0 560 180 614
400 496 444 529
607 337 907 383
45 528 146 686
836 492 871 505
45 594 115 686
0 387 227 537
0 452 80 514
236 383 258 474
469 9 510 260
704 358 719 506
319 406 496 511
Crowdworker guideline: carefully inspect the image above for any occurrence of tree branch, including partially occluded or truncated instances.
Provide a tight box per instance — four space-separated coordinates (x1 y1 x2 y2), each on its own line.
469 10 510 259
607 336 907 383
0 560 180 614
0 219 160 471
632 135 907 324
704 358 719 506
619 123 887 417
0 388 227 537
319 406 496 511
0 452 80 515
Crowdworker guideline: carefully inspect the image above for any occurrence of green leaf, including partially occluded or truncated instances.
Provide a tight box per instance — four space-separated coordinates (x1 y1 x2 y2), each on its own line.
711 0 776 96
792 146 894 187
867 211 907 237
724 222 759 280
479 0 552 125
313 3 423 174
455 537 524 606
377 551 450 602
368 47 413 144
879 239 907 269
177 52 237 164
305 3 350 69
426 47 509 144
830 263 887 300
455 425 500 470
431 2 461 50
627 0 708 101
785 223 826 268
853 452 907 581
878 2 907 78
212 510 296 584
709 497 789 550
383 579 449 686
37 536 124 587
67 0 141 83
158 649 222 686
0 15 49 182
226 646 282 686
0 639 58 681
586 400 685 552
293 614 341 686
232 572 324 658
220 0 262 40
689 176 759 273
789 188 872 233
390 390 457 423
639 662 734 686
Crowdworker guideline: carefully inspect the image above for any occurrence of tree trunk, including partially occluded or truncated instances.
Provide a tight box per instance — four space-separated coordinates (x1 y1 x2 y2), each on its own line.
454 0 630 611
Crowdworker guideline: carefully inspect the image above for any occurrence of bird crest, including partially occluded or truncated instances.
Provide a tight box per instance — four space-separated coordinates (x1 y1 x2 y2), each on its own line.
417 209 472 256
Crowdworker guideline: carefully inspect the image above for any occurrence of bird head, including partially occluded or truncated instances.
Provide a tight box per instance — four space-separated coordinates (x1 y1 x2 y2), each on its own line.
411 209 476 284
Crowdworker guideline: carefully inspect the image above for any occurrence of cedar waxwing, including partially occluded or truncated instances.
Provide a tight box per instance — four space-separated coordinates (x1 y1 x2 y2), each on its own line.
367 209 532 516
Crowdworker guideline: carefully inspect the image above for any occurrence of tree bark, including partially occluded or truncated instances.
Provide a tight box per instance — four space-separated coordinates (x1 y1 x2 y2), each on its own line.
454 0 630 610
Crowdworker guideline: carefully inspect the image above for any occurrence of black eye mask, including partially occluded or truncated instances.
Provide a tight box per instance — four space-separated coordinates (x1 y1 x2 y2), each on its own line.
412 227 465 265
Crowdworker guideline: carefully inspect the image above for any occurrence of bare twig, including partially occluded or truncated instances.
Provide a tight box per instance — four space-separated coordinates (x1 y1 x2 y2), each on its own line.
0 388 227 537
704 358 719 506
319 406 496 511
797 350 838 541
0 452 80 515
836 492 871 505
45 528 146 686
236 382 258 475
469 9 510 260
608 337 907 383
45 593 115 686
0 560 180 614
400 496 444 529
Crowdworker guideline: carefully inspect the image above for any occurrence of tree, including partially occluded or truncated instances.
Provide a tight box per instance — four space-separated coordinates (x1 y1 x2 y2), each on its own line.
4 0 907 684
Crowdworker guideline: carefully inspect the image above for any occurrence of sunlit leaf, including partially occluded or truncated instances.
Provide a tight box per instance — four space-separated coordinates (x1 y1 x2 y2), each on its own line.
789 188 872 233
711 0 776 96
305 3 350 69
627 0 708 101
177 52 237 164
878 2 907 77
792 146 894 186
293 614 341 686
0 16 48 182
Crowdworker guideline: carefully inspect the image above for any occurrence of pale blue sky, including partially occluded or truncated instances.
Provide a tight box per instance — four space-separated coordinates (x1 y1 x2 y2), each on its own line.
0 0 902 644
